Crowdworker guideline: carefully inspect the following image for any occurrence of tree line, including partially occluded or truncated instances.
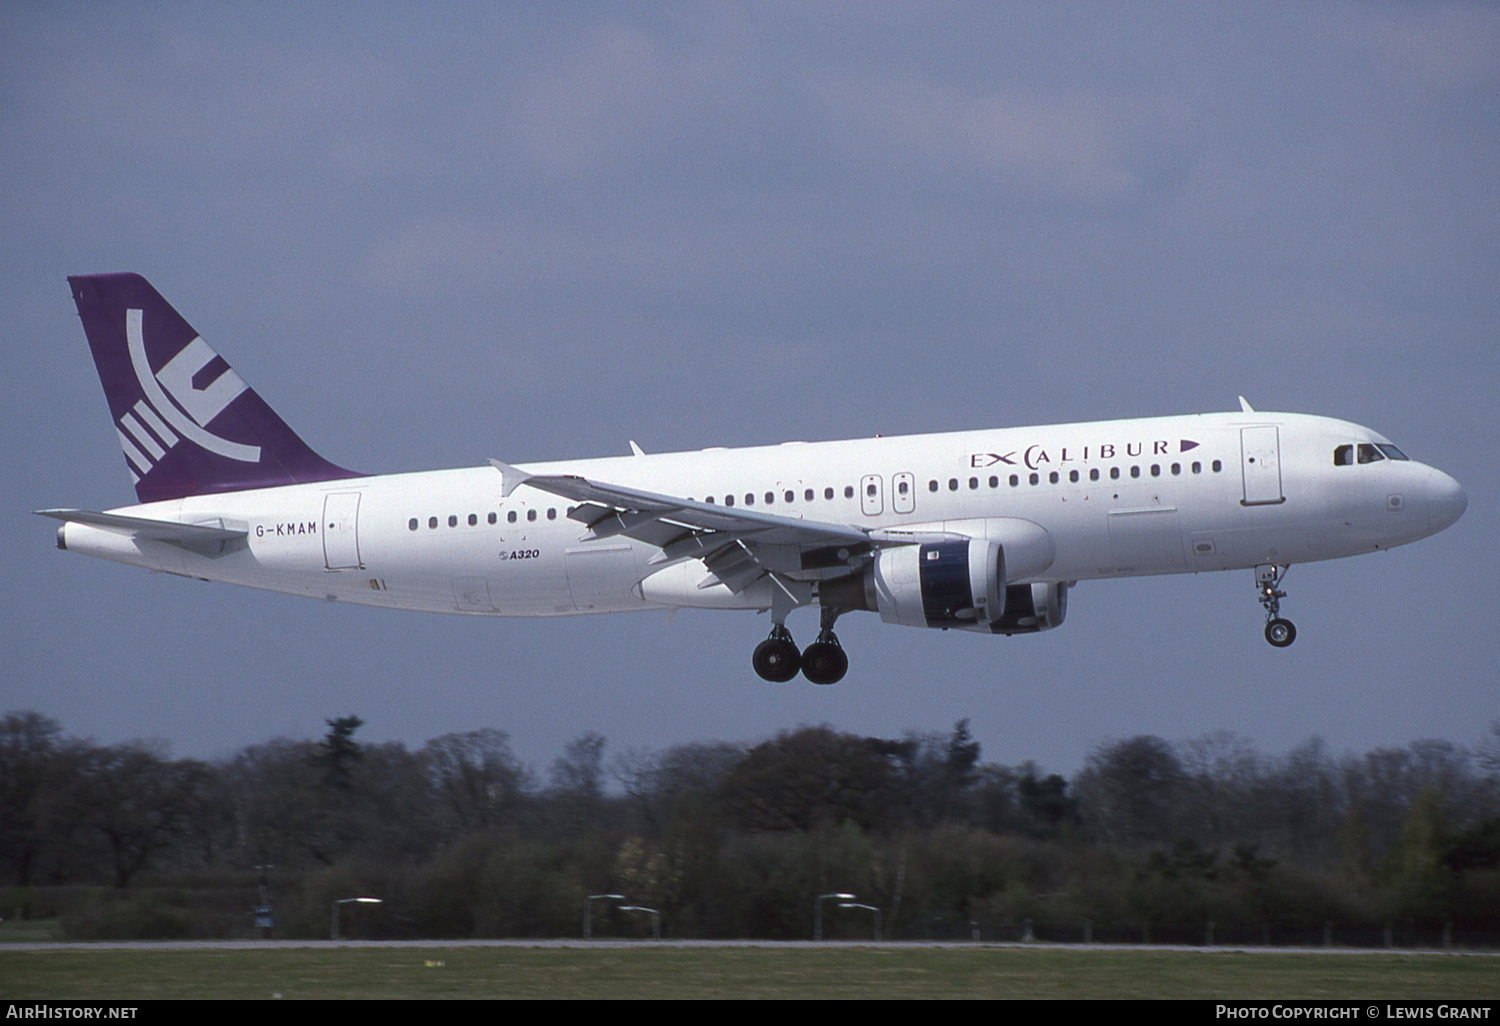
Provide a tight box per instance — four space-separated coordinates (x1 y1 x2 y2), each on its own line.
1 709 1497 943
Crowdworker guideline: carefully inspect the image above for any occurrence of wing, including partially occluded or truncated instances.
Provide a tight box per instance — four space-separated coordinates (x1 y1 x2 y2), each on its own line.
491 460 938 595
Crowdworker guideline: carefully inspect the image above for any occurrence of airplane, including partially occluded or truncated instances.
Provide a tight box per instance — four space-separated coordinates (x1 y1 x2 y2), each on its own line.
40 273 1468 685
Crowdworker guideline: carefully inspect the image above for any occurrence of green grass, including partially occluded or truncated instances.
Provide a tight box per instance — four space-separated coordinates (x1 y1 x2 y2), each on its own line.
2 946 1498 1000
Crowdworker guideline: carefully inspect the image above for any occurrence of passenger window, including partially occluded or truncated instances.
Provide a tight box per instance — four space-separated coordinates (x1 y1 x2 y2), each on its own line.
448 515 458 527
1049 472 1059 484
429 517 438 529
948 479 958 491
507 511 517 523
526 509 537 522
928 480 939 492
725 495 734 507
1110 467 1120 480
1150 465 1161 477
468 514 478 526
488 512 497 524
844 486 854 499
866 483 877 496
969 477 979 489
988 476 999 488
825 487 835 500
1212 460 1223 472
1192 462 1201 474
1069 470 1079 483
745 494 754 506
1089 469 1100 482
1171 463 1180 476
547 508 557 520
898 481 909 495
408 518 418 531
1009 474 1019 487
1029 473 1039 485
1334 445 1354 466
1130 466 1141 479
804 489 813 502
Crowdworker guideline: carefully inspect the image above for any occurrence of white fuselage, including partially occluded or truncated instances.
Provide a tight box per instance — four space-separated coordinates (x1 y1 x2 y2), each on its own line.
58 411 1466 620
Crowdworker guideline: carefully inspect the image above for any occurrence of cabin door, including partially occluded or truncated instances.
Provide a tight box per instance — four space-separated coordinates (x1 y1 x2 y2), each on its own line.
322 492 363 570
1240 426 1285 506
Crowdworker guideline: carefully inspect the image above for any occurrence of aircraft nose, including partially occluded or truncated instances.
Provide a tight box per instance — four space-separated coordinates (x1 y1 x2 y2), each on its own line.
1423 468 1467 533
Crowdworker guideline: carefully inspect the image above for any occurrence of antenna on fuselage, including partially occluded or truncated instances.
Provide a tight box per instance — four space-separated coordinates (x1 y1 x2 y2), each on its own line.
1238 396 1256 413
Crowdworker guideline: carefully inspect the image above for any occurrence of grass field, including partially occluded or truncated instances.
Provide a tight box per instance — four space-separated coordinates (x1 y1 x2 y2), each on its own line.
3 945 1498 1000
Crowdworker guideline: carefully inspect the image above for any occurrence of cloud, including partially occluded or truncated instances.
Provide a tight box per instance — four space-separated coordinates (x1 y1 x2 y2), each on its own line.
505 23 741 175
810 72 1191 206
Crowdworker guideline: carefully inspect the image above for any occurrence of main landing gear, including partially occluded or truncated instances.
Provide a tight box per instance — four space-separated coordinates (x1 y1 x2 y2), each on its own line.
752 607 850 685
752 625 801 683
1255 564 1297 648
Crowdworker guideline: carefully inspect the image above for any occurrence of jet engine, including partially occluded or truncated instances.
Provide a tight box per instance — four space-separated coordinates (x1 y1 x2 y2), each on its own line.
871 539 1005 632
991 581 1069 634
815 519 1068 635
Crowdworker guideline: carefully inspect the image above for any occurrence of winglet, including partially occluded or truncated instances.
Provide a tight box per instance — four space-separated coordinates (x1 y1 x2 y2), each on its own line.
488 459 532 498
1238 396 1256 413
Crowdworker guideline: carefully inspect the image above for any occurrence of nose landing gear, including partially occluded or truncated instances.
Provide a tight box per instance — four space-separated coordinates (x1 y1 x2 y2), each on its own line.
1255 564 1297 647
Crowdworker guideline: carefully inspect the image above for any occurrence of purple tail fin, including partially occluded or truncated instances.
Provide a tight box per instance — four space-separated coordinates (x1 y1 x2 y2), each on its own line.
69 273 363 503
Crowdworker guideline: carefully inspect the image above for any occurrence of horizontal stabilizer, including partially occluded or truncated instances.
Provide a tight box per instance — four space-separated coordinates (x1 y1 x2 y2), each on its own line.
36 508 247 556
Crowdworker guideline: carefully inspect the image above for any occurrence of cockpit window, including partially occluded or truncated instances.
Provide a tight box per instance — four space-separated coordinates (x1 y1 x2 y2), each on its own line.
1337 442 1409 465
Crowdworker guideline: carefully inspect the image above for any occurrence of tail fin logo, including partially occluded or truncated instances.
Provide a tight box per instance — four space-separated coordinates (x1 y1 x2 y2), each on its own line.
118 307 260 481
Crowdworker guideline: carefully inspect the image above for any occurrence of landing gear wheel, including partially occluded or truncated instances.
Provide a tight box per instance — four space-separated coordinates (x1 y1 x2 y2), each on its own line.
1264 618 1297 648
801 639 848 685
1254 565 1296 650
753 628 801 682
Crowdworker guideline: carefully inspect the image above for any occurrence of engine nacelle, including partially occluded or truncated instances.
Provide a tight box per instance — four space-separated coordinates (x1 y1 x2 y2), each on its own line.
870 539 1004 632
992 581 1069 634
818 531 1069 635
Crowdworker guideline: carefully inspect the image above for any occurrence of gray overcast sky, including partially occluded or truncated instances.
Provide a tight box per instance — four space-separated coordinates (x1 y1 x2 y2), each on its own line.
2 1 1495 775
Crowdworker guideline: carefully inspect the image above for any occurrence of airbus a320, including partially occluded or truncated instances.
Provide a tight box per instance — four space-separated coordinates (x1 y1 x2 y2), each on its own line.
41 274 1467 684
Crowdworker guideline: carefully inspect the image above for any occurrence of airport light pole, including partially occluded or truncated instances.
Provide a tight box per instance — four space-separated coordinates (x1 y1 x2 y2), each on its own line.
814 892 856 941
619 905 661 940
584 893 626 939
840 903 882 942
253 863 275 939
331 897 382 941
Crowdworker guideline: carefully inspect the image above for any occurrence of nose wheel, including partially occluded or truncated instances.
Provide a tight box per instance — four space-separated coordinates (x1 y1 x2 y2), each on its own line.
1265 618 1296 647
1255 564 1296 648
